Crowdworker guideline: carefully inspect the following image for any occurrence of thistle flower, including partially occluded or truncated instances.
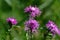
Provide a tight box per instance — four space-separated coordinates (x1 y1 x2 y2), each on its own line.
24 19 39 32
24 6 41 17
7 17 17 25
46 20 60 35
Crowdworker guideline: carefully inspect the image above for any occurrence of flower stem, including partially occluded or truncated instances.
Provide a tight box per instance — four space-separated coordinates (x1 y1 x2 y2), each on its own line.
26 29 33 40
43 32 47 40
8 31 12 40
43 29 53 40
8 24 12 40
43 29 50 40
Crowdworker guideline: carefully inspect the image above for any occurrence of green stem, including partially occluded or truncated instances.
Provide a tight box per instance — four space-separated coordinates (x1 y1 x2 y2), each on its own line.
26 29 33 40
8 24 12 40
8 31 12 40
43 29 53 40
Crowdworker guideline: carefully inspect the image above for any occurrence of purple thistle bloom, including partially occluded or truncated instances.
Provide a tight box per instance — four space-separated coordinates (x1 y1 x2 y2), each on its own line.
46 20 60 35
24 6 41 17
7 17 17 25
24 19 39 32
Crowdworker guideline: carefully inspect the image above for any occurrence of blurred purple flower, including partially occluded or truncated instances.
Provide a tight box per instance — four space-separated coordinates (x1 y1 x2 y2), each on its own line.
24 6 41 17
24 19 39 32
7 17 17 25
46 20 60 35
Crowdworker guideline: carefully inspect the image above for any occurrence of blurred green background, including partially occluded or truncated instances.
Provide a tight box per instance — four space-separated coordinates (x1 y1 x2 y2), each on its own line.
0 0 60 40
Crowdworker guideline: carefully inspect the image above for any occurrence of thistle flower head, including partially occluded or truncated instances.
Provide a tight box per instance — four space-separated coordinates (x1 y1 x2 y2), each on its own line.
24 19 39 32
7 17 17 25
24 6 41 17
46 20 60 35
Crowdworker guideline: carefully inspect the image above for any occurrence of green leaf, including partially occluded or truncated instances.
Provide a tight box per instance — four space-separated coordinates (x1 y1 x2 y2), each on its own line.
5 0 12 6
9 26 26 40
39 0 53 10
